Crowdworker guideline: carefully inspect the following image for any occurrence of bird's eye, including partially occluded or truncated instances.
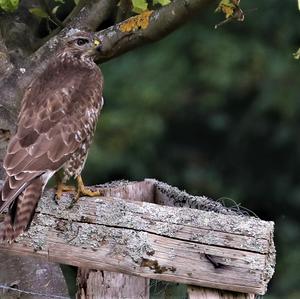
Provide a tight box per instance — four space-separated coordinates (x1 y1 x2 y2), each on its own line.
76 38 89 46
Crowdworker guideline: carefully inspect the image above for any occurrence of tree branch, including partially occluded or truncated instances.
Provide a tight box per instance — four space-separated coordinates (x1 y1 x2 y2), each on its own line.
0 5 40 65
65 0 119 31
0 31 13 76
11 0 213 107
95 0 213 62
37 0 119 48
4 0 213 105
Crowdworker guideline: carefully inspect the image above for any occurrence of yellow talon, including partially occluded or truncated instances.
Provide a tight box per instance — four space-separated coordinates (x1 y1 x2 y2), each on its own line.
55 182 75 201
75 175 104 201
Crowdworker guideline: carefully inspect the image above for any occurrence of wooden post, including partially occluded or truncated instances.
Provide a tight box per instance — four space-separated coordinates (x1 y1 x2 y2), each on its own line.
0 179 276 298
75 181 153 299
77 269 149 299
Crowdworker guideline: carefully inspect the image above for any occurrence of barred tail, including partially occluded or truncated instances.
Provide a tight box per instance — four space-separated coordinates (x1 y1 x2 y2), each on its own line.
0 177 44 242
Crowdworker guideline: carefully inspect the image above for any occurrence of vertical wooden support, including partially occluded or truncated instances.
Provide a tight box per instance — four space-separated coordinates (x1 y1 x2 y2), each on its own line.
77 269 149 299
76 181 154 299
187 286 255 299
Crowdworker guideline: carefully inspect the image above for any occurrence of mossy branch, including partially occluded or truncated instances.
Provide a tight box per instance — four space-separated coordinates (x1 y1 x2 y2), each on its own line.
95 0 212 62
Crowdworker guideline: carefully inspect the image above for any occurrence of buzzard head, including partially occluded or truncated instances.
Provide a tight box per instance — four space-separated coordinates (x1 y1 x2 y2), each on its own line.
62 31 101 61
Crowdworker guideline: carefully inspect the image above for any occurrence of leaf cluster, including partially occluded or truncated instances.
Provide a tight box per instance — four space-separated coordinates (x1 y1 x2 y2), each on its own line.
132 0 171 13
0 0 19 12
26 0 171 23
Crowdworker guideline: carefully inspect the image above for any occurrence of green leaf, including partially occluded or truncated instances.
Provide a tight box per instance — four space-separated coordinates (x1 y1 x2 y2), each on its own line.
0 0 19 12
74 0 80 5
132 0 148 13
52 5 59 14
298 0 300 11
293 48 300 59
153 0 171 5
10 0 18 9
215 0 236 12
29 7 48 18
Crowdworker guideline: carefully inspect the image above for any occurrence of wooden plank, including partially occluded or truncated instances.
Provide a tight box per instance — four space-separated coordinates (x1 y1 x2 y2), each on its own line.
39 185 274 254
0 180 275 295
187 286 255 299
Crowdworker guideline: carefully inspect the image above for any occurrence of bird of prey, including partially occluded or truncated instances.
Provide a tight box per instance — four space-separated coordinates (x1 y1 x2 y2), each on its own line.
0 31 104 241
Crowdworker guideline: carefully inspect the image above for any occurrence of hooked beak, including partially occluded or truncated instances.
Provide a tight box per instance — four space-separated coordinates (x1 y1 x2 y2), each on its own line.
85 39 101 59
93 39 101 53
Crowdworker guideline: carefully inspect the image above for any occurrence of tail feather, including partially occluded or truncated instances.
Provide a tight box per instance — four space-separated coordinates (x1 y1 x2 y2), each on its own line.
0 171 43 213
0 177 44 241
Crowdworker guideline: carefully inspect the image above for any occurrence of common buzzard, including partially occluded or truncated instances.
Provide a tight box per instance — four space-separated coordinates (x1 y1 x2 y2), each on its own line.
0 31 104 241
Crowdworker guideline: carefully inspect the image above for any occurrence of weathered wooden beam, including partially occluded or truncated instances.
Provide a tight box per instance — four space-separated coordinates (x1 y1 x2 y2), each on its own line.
0 179 275 295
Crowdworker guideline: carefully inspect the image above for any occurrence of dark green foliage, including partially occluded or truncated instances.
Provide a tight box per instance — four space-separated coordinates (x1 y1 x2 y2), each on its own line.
131 0 171 13
82 1 300 297
59 264 78 299
150 280 187 299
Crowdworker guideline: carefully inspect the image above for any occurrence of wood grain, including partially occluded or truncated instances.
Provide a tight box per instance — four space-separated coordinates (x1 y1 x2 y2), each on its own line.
0 179 275 295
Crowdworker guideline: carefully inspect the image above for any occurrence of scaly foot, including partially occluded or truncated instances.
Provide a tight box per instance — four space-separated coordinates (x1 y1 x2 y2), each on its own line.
55 182 75 203
68 176 104 208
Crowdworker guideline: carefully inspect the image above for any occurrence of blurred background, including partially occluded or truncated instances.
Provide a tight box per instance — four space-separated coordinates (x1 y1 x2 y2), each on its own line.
81 0 300 298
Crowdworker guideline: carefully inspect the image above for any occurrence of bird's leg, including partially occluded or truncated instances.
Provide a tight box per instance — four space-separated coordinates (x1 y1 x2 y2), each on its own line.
74 175 104 202
55 182 75 200
54 173 75 202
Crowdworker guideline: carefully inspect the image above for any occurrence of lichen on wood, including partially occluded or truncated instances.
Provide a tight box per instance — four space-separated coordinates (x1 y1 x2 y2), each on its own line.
119 11 153 32
0 179 275 295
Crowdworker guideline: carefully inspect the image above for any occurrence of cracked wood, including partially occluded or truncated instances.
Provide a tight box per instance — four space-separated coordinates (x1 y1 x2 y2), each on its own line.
0 179 275 295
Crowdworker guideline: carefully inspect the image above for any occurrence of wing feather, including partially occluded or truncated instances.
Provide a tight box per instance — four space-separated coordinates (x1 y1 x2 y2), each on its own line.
1 60 103 210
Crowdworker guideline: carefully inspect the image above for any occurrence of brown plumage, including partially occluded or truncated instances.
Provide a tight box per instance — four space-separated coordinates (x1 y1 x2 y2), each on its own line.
0 31 104 241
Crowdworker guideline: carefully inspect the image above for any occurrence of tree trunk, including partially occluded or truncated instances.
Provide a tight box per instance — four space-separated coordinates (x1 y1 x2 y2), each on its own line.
0 253 69 298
